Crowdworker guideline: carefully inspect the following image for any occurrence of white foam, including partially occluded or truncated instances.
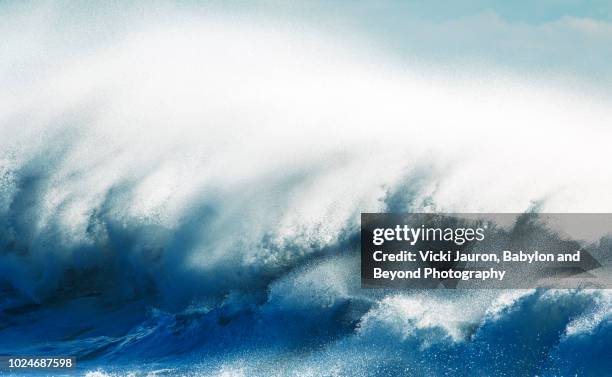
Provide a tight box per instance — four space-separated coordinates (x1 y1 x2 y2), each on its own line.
1 2 612 305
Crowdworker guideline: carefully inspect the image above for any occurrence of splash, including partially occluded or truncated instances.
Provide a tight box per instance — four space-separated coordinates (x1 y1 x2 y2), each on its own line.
1 2 611 376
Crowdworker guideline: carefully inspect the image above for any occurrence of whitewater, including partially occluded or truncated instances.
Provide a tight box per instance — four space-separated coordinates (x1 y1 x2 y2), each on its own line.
1 2 611 376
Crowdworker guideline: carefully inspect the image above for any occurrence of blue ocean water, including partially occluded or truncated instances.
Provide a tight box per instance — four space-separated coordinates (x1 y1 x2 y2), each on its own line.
0 157 610 376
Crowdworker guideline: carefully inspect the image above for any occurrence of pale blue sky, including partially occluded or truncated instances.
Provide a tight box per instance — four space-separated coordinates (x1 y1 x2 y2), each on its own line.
2 1 612 93
207 0 612 94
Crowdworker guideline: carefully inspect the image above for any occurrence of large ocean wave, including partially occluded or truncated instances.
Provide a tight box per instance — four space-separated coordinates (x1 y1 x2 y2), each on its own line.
1 3 611 376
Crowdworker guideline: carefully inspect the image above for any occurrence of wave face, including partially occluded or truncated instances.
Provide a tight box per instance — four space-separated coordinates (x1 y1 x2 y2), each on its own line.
1 3 612 376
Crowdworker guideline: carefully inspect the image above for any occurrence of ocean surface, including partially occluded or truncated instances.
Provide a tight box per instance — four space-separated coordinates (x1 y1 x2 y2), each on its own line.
1 143 611 376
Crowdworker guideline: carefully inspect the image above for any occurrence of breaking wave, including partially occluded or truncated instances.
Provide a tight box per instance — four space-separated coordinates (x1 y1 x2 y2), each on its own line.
1 3 611 376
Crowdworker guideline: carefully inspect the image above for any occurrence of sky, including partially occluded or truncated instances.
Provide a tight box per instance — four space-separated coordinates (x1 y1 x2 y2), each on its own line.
2 0 612 97
235 0 612 92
